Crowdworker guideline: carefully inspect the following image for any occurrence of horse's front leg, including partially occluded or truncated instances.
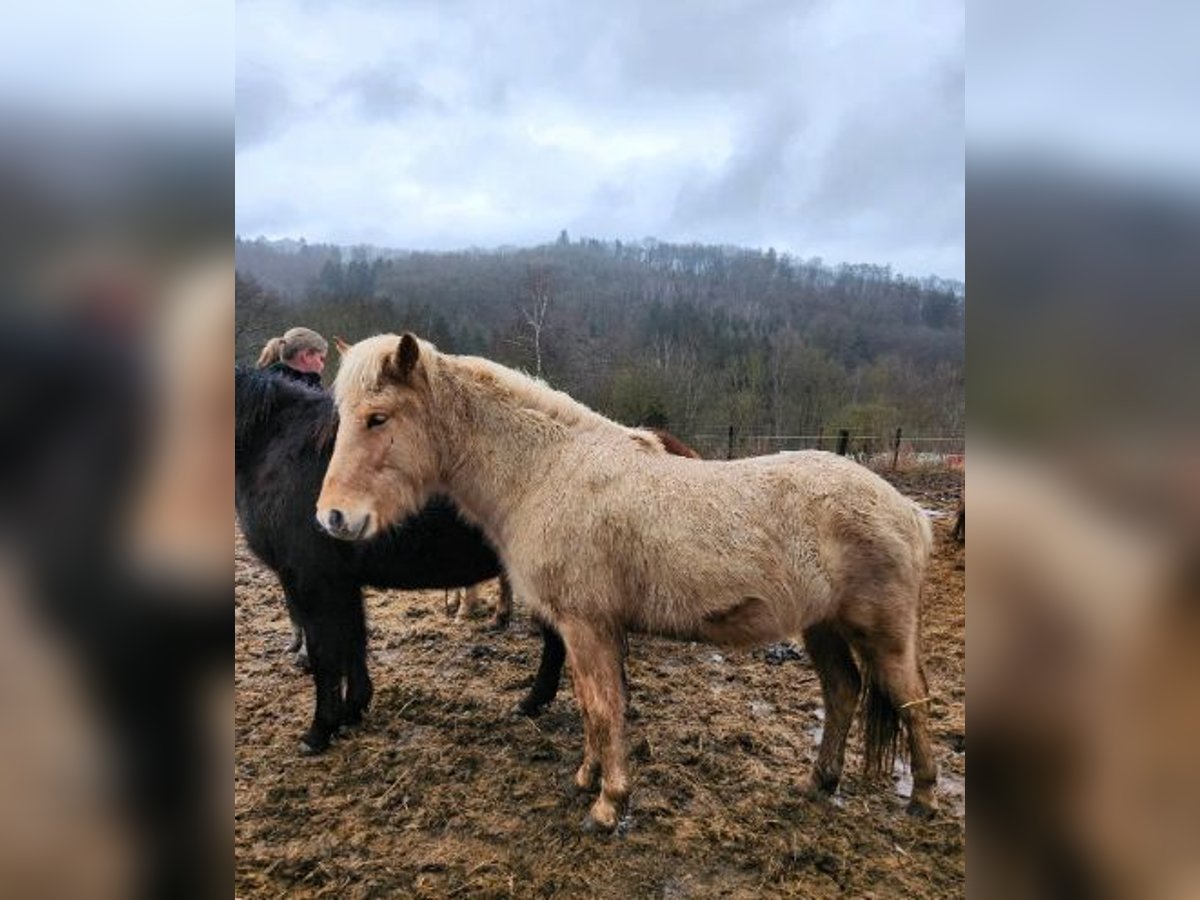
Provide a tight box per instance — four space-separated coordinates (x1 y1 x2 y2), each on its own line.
561 620 629 831
300 615 344 754
574 699 601 795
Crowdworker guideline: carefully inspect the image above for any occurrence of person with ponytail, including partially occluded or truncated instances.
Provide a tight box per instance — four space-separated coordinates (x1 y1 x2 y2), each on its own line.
252 326 331 667
255 327 328 389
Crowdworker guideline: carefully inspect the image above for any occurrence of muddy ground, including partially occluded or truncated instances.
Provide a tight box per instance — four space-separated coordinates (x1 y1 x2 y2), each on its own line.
235 468 965 898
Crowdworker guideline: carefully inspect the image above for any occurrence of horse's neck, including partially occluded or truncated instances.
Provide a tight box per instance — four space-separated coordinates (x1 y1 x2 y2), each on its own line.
433 367 572 546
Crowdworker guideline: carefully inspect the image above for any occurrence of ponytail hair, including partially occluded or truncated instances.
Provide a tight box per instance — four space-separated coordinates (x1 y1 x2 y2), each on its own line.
256 335 287 368
256 327 328 368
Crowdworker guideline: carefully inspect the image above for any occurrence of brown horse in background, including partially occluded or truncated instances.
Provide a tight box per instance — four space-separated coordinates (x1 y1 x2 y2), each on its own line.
316 334 937 831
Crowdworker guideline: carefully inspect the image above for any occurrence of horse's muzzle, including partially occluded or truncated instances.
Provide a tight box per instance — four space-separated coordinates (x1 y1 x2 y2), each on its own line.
316 507 372 541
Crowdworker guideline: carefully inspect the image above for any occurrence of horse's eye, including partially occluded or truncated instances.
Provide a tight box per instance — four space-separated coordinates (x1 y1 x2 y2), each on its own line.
366 413 388 429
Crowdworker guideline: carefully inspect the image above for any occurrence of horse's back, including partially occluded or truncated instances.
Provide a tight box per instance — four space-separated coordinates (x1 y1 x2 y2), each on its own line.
519 444 927 632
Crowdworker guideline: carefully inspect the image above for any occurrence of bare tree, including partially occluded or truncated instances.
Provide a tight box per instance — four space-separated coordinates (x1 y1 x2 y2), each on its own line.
518 264 553 377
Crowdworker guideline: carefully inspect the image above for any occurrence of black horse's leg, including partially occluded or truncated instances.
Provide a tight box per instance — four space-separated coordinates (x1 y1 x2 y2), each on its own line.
300 613 345 754
517 618 566 716
285 596 304 653
342 589 373 727
284 592 311 671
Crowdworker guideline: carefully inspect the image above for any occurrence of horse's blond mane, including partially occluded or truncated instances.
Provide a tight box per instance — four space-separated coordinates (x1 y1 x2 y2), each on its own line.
449 353 618 434
335 333 623 437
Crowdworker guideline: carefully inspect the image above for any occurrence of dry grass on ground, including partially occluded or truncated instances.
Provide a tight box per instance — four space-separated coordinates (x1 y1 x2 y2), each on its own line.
236 469 965 898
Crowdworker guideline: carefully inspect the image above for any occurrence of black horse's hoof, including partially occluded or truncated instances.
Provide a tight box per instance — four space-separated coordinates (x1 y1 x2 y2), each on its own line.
515 697 546 718
299 731 331 755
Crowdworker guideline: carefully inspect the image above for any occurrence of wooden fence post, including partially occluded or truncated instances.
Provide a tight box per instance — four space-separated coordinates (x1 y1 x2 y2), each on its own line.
726 424 735 460
892 427 903 470
836 429 850 456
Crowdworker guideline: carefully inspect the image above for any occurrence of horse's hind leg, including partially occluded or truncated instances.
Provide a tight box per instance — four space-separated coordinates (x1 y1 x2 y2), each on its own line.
801 623 862 799
343 590 373 727
284 593 311 671
454 584 479 622
517 618 565 716
862 633 939 817
285 599 303 653
490 574 513 629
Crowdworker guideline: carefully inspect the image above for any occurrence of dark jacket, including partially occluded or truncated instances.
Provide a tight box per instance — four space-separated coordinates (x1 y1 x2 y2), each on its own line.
266 361 323 390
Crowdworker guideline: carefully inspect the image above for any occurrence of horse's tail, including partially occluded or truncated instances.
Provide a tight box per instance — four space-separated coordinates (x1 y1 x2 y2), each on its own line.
861 665 903 778
912 500 934 575
862 503 933 778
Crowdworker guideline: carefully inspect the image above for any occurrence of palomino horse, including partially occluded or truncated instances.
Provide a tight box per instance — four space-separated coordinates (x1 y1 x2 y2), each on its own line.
316 334 937 831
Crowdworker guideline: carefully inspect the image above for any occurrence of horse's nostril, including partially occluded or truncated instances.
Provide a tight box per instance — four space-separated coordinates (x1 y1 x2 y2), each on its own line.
328 508 344 530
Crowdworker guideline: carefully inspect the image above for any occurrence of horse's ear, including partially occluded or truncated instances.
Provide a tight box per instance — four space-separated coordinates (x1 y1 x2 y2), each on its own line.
385 332 421 383
333 336 351 356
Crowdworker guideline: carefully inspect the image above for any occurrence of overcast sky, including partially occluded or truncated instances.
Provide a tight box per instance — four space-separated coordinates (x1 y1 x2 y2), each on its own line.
236 0 964 280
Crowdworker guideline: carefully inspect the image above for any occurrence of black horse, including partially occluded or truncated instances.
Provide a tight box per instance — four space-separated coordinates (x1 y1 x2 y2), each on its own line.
235 365 567 752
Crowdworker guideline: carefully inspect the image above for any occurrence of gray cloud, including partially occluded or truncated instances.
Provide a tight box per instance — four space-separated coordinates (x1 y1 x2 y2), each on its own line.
671 106 807 235
236 0 964 279
335 67 444 121
235 65 295 150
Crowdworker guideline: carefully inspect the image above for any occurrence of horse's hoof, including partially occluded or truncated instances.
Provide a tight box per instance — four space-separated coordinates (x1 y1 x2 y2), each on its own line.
580 812 617 834
582 799 619 833
514 698 545 718
298 734 329 755
800 772 838 800
906 797 938 820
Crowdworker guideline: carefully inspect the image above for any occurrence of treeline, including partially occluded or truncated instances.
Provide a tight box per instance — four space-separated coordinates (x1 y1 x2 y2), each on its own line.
236 234 964 451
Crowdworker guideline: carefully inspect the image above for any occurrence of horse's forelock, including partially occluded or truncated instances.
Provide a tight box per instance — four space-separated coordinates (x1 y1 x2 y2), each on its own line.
333 334 405 406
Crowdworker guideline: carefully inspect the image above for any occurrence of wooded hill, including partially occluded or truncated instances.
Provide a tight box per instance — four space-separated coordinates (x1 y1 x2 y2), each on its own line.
236 234 963 455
